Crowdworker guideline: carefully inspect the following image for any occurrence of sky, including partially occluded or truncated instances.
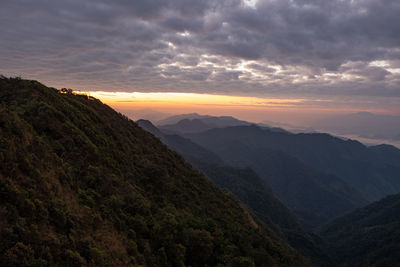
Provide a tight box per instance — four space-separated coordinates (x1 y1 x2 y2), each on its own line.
1 0 400 124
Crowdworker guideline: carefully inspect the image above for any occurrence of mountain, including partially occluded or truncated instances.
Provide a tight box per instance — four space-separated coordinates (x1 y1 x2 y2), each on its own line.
319 194 400 266
157 114 252 134
138 120 332 265
183 126 371 228
0 78 308 266
138 120 298 230
186 125 400 202
158 113 250 126
158 114 290 135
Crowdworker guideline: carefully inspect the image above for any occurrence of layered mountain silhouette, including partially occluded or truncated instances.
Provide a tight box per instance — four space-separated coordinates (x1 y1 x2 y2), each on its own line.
138 120 303 231
157 113 250 127
158 114 287 135
0 78 309 266
138 119 332 265
159 126 359 227
184 125 400 202
158 118 400 227
145 115 400 266
158 115 252 134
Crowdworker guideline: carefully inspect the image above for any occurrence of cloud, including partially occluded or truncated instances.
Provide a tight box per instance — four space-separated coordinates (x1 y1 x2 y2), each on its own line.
0 0 400 108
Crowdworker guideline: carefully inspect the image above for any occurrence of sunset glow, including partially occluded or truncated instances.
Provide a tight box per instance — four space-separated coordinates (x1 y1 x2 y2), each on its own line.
71 90 397 127
81 91 304 109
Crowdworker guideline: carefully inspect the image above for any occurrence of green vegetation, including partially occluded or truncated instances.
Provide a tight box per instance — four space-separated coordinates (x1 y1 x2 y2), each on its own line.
0 77 309 266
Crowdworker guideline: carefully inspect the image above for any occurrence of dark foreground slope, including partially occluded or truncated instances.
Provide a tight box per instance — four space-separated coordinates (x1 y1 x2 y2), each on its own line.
319 194 400 267
0 78 308 266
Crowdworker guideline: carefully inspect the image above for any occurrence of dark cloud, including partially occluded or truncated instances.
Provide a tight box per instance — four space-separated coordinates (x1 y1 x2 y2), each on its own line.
0 0 400 106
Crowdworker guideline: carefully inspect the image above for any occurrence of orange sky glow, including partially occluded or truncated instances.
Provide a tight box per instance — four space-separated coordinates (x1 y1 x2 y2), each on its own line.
78 91 395 125
81 91 303 109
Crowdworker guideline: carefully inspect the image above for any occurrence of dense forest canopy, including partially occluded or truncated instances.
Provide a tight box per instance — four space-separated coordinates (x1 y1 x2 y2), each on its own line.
0 77 308 266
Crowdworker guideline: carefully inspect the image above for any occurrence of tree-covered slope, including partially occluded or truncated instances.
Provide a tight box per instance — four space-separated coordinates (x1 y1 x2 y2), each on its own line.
0 78 309 266
319 194 400 267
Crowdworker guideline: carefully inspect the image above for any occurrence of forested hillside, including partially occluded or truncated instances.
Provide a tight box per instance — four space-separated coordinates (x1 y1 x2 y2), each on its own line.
0 78 308 266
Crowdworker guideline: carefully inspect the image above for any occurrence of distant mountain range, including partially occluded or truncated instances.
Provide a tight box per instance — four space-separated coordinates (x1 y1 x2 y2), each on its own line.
138 120 299 229
138 119 332 265
158 113 287 134
142 115 400 229
157 113 252 134
184 125 400 202
140 114 400 266
146 119 369 229
157 111 400 148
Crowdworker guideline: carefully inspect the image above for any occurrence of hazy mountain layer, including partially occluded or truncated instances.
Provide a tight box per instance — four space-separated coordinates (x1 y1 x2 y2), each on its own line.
181 126 366 228
157 113 250 126
158 114 251 134
186 125 400 202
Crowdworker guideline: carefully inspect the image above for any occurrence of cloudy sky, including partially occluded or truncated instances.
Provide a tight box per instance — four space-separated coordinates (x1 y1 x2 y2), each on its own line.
1 0 400 121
